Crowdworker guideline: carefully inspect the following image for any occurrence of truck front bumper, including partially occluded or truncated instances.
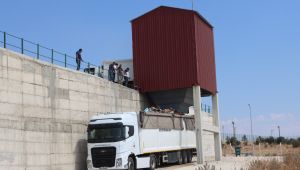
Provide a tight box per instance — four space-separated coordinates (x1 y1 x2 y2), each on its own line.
87 152 129 170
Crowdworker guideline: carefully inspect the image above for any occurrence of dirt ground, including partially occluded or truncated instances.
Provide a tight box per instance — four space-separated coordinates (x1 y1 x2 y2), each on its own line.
156 144 300 170
156 156 282 170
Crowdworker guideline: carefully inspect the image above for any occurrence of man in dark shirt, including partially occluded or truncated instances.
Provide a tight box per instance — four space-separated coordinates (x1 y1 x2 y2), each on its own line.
76 49 83 70
108 62 116 82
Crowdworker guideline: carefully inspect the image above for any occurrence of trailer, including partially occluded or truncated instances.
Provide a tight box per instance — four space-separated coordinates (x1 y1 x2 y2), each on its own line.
86 111 196 170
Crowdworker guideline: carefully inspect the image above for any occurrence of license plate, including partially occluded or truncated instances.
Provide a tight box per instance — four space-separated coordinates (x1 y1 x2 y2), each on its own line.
99 168 108 170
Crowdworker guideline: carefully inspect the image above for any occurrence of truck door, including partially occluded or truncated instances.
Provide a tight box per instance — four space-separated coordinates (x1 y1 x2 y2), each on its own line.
125 125 137 152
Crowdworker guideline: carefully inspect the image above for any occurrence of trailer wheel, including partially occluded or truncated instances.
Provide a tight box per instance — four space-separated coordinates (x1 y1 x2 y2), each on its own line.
182 151 187 164
149 154 156 170
187 150 192 163
128 157 135 170
177 151 183 165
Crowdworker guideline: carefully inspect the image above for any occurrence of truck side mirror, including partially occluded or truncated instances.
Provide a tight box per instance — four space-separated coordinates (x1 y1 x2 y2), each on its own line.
129 126 134 136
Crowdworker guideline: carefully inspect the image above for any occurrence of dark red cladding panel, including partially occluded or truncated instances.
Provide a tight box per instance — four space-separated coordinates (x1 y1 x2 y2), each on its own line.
132 7 197 92
132 6 217 94
194 15 217 94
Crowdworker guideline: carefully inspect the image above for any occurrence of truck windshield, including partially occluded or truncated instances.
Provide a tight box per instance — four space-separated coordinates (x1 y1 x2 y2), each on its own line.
87 123 125 143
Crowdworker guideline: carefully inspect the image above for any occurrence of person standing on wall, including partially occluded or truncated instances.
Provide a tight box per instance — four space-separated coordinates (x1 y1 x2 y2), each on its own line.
113 62 118 82
98 65 104 78
108 62 116 82
123 67 130 87
76 49 83 70
117 64 124 84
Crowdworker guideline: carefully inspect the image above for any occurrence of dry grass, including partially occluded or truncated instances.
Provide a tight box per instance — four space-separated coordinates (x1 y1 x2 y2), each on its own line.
248 154 300 170
222 143 300 156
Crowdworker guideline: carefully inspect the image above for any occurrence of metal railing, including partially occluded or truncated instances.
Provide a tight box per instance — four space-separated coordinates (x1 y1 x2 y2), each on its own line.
201 103 211 113
0 30 102 74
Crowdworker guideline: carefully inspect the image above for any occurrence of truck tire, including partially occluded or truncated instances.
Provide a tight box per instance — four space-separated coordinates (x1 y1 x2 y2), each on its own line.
182 150 187 164
177 151 183 165
149 154 156 170
128 157 135 170
187 150 192 163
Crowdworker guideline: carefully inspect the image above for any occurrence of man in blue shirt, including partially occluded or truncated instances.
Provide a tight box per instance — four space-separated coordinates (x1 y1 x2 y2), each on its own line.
76 49 83 70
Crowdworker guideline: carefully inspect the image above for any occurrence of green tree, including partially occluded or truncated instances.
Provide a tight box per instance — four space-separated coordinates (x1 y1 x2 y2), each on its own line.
276 137 285 144
242 134 248 145
229 137 241 146
292 140 300 148
255 136 264 145
242 135 248 142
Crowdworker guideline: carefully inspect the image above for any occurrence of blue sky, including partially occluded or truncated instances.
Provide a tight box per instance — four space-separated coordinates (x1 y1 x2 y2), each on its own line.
1 0 300 136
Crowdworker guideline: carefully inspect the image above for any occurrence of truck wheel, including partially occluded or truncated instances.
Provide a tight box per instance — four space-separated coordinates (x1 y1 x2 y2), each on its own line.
149 154 156 170
187 150 192 163
182 151 187 164
177 151 183 165
128 157 135 170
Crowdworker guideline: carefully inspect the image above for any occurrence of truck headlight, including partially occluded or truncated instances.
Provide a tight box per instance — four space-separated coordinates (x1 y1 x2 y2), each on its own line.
87 159 93 169
116 158 122 167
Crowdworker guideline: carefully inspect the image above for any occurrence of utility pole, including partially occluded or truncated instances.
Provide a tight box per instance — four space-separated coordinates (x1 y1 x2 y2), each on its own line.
232 121 235 138
192 0 195 11
271 129 275 143
278 125 281 138
271 129 274 137
248 104 254 154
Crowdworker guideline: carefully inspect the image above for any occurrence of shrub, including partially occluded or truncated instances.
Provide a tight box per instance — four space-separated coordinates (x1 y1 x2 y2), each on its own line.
292 140 300 148
265 136 275 144
255 136 264 145
225 136 230 145
225 137 241 146
248 160 272 170
248 159 282 170
248 154 300 170
276 137 285 144
242 135 248 142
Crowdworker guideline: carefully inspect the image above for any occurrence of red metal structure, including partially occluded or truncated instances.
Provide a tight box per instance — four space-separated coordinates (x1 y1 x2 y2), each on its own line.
132 6 217 95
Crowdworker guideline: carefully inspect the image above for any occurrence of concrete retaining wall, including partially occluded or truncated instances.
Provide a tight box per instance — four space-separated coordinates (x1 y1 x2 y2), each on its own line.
0 48 148 170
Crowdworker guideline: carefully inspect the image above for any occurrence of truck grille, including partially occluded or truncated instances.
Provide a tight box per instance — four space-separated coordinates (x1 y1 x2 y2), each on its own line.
91 147 116 168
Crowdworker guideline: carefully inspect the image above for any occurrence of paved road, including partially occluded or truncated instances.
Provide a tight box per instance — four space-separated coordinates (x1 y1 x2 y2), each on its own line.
156 162 195 170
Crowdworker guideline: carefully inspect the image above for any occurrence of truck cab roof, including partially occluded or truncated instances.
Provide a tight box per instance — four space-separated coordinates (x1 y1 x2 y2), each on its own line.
89 112 138 125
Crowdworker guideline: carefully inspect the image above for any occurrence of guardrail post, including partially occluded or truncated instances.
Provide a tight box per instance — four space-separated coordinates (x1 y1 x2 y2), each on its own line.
64 54 67 67
37 44 39 59
51 49 54 64
21 38 24 54
3 32 6 48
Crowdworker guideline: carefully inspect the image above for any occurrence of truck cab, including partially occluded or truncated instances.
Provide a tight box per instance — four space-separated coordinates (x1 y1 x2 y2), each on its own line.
87 112 148 170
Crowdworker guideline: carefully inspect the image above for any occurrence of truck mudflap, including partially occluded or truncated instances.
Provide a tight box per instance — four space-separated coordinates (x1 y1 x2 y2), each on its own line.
136 156 150 169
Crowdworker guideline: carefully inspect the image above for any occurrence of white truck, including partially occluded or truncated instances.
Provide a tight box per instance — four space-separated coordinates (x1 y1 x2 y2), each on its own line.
86 111 196 170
